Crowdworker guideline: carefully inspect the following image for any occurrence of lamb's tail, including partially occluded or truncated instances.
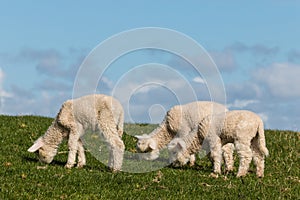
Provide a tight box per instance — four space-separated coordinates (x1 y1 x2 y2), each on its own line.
257 120 269 157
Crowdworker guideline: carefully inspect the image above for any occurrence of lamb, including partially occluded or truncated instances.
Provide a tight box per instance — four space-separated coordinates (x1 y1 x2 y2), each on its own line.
204 110 269 177
135 101 228 165
168 110 269 177
28 94 125 172
168 129 235 171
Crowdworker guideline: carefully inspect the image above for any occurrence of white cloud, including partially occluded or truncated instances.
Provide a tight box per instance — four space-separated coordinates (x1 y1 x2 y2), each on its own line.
255 63 300 98
193 76 206 84
257 112 269 124
229 42 279 56
227 99 259 109
225 61 300 130
288 49 300 62
113 77 198 123
107 65 204 123
2 44 299 131
0 84 70 117
0 68 12 98
100 76 114 90
209 50 236 71
0 68 13 112
148 104 167 123
135 84 162 94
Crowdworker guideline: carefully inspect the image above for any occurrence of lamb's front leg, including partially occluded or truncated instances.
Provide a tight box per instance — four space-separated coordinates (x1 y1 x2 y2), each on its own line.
77 139 86 168
65 130 81 169
208 136 223 174
189 154 196 166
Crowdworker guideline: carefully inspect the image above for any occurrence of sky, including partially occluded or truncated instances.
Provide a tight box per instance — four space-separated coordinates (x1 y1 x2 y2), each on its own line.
0 1 299 131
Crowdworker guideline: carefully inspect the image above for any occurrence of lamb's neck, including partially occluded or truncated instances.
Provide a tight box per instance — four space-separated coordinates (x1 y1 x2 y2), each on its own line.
43 121 67 147
151 120 174 149
199 113 222 138
183 129 201 154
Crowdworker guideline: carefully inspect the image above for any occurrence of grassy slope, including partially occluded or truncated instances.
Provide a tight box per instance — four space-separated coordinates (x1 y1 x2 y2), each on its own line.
0 115 299 199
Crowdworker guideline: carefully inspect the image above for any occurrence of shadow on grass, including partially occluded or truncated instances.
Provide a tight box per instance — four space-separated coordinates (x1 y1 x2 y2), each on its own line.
23 156 39 163
167 163 212 172
51 160 68 167
23 156 66 167
23 155 114 172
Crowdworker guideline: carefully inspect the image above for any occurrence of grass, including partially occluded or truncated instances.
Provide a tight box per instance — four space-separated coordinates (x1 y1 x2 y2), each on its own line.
0 115 299 199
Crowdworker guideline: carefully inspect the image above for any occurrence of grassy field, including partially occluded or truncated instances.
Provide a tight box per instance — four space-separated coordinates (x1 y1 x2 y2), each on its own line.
0 115 299 199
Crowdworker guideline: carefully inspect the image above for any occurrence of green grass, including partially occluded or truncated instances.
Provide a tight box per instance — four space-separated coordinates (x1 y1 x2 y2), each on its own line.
0 115 299 199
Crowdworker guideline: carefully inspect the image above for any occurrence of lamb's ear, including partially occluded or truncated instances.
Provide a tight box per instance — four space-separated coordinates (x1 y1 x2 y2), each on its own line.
177 140 186 150
28 138 44 152
134 134 148 140
167 142 176 150
149 140 158 150
134 135 143 139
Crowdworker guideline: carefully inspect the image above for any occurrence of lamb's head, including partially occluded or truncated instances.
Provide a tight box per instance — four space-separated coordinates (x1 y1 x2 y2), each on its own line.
168 138 190 167
28 137 58 164
135 134 159 160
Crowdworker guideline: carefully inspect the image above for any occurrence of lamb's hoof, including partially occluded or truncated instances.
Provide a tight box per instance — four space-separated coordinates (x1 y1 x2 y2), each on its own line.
224 168 234 175
64 163 74 169
225 166 234 172
213 169 221 175
236 173 247 178
256 174 264 178
76 164 85 169
209 173 219 178
110 167 121 173
76 161 86 168
224 171 234 176
189 162 195 167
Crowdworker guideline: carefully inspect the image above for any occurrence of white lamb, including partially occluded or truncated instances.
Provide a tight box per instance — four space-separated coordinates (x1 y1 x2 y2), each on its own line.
28 94 125 171
168 110 269 177
168 129 235 171
135 101 228 165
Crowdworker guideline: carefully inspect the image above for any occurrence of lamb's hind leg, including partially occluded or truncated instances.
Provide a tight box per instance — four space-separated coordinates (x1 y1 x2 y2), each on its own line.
222 143 235 173
235 141 252 177
98 109 125 172
77 139 86 168
106 133 125 172
99 123 125 172
251 138 265 178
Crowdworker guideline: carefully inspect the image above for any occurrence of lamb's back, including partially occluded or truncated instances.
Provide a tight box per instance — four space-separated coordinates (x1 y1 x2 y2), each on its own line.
167 101 227 135
72 94 122 129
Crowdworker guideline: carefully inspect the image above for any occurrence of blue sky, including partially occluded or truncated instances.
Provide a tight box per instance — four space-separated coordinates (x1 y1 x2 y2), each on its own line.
0 1 299 130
